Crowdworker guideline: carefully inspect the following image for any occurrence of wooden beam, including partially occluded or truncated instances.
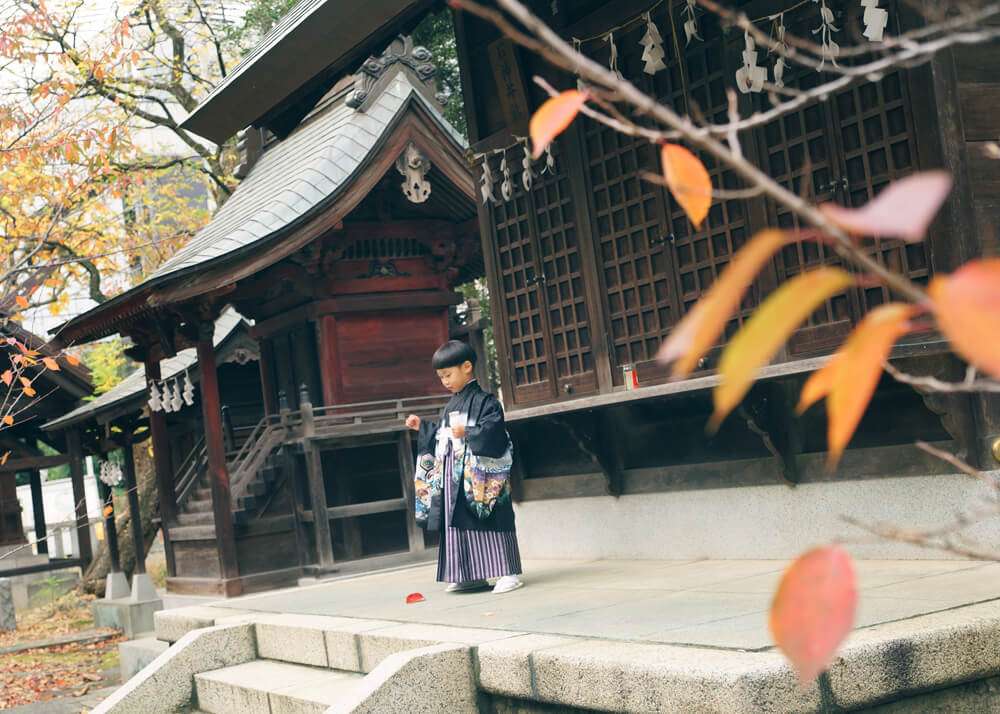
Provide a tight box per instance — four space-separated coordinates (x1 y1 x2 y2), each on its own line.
303 441 336 570
396 432 423 553
0 455 70 473
66 429 93 566
145 358 177 578
196 323 240 589
119 427 146 576
28 469 47 555
316 315 344 406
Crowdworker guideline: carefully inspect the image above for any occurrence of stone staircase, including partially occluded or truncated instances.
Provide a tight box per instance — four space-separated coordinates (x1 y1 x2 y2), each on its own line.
96 609 480 714
191 660 363 714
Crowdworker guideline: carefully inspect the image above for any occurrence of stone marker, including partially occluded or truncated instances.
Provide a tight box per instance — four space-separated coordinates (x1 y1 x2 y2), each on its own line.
0 578 15 631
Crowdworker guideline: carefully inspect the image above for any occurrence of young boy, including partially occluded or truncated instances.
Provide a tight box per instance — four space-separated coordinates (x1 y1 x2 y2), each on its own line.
405 340 523 594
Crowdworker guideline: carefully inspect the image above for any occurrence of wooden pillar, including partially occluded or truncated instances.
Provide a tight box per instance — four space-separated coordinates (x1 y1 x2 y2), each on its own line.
96 476 122 574
258 338 277 416
301 387 335 571
397 431 423 553
144 359 177 578
66 429 93 565
316 315 343 406
27 469 47 555
197 323 240 586
119 432 145 575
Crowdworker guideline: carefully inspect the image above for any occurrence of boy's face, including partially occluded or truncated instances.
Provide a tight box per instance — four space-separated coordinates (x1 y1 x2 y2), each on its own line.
436 360 474 393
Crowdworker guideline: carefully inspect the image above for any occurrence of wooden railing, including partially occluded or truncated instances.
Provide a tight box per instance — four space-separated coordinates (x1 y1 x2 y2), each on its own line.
222 394 451 512
174 436 207 509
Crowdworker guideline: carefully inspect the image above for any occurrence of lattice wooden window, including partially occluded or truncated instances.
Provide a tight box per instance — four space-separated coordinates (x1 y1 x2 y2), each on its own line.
832 69 928 309
533 145 597 389
487 154 550 396
581 22 679 377
755 0 927 354
652 12 757 342
342 238 431 260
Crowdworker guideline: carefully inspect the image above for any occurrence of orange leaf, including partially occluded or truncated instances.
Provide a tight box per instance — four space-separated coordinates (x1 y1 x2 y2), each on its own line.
2 415 14 426
1 371 11 387
928 258 1000 379
826 304 915 467
14 296 28 309
405 592 425 604
661 143 712 229
44 278 60 288
42 357 60 371
18 377 30 388
0 451 8 465
770 546 857 684
797 353 841 415
659 229 787 377
711 268 854 430
65 353 81 366
102 505 113 518
529 90 587 159
23 387 36 397
819 171 952 243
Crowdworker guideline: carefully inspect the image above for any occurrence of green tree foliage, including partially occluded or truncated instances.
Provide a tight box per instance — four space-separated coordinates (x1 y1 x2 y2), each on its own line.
413 9 467 137
81 338 129 396
226 0 303 51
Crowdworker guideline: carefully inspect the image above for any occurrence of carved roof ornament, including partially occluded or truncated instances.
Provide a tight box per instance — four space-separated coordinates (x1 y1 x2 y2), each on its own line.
347 35 447 110
396 142 432 203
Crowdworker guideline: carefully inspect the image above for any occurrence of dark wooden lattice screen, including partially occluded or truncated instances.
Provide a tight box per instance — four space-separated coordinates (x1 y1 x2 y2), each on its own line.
753 0 927 355
532 145 599 395
652 12 758 347
580 21 682 383
487 153 553 403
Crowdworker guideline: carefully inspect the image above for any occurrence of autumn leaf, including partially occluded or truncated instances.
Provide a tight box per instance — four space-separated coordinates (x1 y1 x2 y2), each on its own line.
661 143 712 229
42 357 60 371
65 353 81 367
1 371 12 387
797 353 841 415
23 387 36 397
14 296 28 309
770 546 857 684
2 416 14 427
530 90 587 159
928 258 1000 380
405 592 425 604
711 268 855 429
819 171 952 242
0 452 8 466
659 229 787 377
102 505 113 518
825 304 915 467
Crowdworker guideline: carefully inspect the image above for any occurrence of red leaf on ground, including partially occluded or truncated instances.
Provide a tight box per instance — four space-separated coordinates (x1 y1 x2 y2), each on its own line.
405 592 425 604
770 546 857 684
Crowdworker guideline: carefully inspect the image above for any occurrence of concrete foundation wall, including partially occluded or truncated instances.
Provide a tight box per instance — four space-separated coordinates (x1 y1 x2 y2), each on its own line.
513 473 1000 560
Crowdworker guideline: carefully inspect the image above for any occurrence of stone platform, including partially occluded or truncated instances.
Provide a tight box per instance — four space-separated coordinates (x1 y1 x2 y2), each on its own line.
101 559 1000 712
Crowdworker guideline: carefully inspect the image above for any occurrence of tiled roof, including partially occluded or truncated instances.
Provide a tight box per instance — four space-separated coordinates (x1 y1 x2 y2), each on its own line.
54 63 465 341
43 309 246 430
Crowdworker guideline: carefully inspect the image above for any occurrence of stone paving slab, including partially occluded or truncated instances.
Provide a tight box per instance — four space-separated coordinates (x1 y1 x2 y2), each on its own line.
208 559 1000 651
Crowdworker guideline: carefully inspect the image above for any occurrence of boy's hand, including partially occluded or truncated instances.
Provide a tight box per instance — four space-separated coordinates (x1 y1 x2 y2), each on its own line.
405 414 421 431
451 424 466 439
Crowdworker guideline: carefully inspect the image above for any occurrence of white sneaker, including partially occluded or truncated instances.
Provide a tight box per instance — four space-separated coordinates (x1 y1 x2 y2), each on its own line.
445 580 488 593
492 576 524 594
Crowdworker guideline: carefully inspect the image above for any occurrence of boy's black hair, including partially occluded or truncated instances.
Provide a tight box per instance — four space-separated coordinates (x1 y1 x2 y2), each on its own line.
432 340 477 369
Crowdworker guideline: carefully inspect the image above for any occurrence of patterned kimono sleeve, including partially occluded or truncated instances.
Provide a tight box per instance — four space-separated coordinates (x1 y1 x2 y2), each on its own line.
465 394 508 458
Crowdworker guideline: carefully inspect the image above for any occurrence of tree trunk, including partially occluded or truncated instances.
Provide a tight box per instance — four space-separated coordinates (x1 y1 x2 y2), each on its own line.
81 444 160 596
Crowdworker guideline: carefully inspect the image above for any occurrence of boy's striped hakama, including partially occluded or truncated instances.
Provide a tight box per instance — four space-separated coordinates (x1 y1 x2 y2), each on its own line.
436 442 522 584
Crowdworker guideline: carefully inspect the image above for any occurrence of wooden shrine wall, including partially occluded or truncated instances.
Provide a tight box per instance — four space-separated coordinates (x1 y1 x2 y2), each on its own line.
458 0 972 408
954 36 1000 259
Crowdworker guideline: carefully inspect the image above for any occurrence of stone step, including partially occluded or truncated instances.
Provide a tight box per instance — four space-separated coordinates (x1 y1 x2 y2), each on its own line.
177 512 215 526
185 498 212 513
195 660 362 714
